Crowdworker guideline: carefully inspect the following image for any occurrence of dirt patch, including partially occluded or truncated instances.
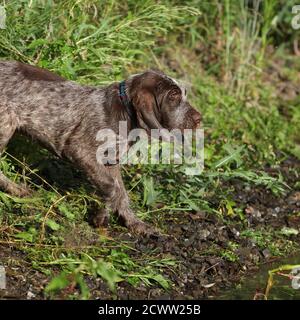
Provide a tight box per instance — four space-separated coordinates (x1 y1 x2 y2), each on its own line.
0 158 299 300
0 246 49 299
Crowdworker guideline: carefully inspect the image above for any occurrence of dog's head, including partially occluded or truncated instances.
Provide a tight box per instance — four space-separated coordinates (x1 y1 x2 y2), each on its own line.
129 70 201 133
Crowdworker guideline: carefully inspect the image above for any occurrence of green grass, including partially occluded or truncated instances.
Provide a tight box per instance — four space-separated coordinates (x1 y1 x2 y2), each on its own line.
0 0 299 298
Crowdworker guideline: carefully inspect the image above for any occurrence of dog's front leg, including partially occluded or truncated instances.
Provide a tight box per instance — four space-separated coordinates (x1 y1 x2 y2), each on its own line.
104 165 156 236
78 158 154 236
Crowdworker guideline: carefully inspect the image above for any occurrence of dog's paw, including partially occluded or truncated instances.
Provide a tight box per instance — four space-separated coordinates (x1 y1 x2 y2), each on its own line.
128 220 160 238
90 208 110 228
11 184 32 198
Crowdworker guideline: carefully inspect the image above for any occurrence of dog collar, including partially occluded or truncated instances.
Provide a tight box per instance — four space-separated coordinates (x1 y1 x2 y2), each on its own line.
118 80 137 127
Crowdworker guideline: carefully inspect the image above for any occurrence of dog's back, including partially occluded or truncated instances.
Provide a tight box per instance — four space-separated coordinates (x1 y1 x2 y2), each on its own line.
0 60 106 155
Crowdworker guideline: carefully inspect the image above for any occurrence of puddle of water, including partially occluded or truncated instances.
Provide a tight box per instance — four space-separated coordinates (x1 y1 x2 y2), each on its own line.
219 253 300 300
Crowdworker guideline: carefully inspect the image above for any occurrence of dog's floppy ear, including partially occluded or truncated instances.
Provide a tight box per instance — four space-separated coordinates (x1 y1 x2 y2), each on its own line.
132 88 162 131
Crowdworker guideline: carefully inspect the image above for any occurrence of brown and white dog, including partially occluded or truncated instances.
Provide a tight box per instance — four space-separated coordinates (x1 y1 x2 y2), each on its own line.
0 61 201 236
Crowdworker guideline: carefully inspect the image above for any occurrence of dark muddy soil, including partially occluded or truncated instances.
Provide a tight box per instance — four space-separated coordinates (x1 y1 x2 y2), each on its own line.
0 158 299 300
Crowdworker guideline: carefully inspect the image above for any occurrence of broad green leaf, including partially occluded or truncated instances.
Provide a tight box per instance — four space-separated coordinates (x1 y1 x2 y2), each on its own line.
46 218 60 231
45 272 70 293
14 231 34 243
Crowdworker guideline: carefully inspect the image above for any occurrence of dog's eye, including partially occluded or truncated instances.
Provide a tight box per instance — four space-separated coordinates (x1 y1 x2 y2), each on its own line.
168 89 181 101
